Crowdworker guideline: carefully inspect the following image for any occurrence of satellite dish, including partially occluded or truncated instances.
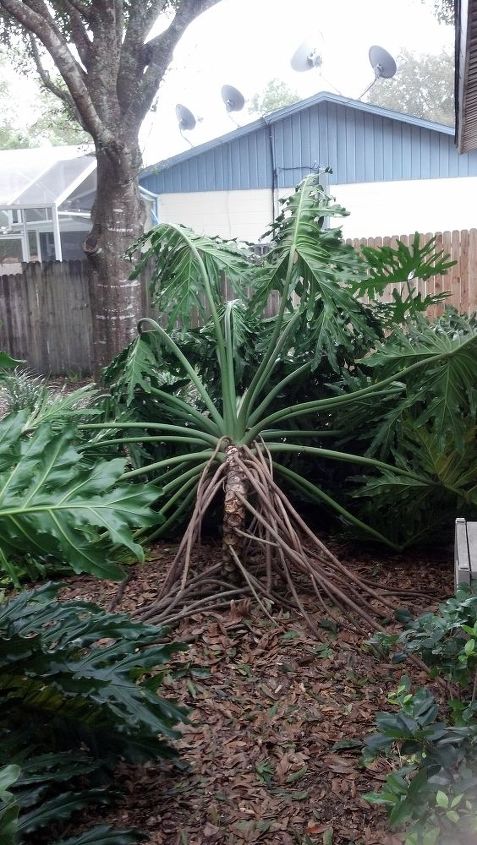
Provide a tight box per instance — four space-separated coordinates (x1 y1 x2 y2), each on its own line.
175 103 196 147
291 40 322 72
358 45 397 99
175 103 196 131
290 36 342 94
221 84 245 113
369 45 397 79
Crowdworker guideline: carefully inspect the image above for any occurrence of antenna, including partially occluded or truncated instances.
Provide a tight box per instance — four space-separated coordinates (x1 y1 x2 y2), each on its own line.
175 103 196 147
290 38 342 95
358 45 397 100
221 84 245 127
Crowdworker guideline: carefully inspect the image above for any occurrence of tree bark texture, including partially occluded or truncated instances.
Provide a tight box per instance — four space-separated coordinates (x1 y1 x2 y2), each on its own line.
84 142 145 370
223 444 248 576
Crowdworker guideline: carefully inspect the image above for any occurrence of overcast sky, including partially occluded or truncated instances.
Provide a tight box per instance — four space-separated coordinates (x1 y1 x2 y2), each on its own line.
140 0 453 165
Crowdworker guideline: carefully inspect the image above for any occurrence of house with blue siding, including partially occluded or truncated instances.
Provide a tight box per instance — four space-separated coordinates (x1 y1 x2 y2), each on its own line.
140 92 477 241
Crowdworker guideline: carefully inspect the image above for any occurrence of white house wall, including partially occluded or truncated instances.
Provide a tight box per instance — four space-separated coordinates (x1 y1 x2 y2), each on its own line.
332 176 477 238
157 177 477 242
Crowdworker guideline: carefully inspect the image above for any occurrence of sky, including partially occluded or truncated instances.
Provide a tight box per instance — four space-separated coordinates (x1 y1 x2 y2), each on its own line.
140 0 454 165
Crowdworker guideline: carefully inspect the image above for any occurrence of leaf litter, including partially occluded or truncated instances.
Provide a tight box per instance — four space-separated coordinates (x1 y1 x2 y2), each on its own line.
59 536 453 845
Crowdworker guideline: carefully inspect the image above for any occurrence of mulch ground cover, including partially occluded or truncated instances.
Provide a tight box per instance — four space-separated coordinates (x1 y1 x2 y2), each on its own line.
56 536 454 845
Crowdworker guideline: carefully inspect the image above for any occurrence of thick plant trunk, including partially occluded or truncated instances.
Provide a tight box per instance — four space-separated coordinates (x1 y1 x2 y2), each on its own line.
84 141 146 372
223 444 248 577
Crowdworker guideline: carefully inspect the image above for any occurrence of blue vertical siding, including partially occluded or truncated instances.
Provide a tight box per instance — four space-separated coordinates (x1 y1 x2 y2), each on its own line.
140 96 477 195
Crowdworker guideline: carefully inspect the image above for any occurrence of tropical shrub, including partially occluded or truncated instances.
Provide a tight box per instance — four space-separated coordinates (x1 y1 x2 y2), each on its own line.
0 411 160 585
334 309 477 547
364 592 477 844
0 583 186 843
80 174 468 630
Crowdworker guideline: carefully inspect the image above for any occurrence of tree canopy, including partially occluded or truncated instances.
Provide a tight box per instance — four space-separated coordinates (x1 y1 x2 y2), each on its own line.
248 78 300 116
366 48 454 126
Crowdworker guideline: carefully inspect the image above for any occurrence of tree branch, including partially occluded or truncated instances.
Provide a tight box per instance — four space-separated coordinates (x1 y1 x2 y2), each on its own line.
117 1 169 111
0 0 112 144
64 0 91 20
125 0 221 128
62 0 91 69
29 35 85 128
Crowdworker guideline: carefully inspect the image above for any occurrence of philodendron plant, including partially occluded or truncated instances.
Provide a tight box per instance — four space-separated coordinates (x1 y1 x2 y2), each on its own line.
84 174 468 630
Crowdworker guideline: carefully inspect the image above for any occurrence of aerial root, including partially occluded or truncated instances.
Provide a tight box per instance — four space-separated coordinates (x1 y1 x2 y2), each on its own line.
134 443 421 634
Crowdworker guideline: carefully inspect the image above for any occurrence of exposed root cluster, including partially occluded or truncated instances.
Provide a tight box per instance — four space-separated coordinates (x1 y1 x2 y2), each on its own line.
134 442 423 633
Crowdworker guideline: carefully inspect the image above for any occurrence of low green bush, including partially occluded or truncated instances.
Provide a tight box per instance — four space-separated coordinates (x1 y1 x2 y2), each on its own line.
0 583 186 843
364 591 477 844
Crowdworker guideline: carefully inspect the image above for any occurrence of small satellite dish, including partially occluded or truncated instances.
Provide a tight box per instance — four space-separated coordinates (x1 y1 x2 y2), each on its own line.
358 45 397 99
369 45 397 80
290 41 322 72
175 103 196 147
175 103 196 131
221 85 245 113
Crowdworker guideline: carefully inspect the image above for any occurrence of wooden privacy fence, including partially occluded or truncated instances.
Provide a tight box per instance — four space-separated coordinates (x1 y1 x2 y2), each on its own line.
0 261 95 375
346 229 477 316
0 229 477 376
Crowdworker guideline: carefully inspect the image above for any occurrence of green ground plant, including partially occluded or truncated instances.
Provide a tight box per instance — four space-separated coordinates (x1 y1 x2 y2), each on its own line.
0 410 159 585
0 583 186 844
81 174 470 630
364 591 477 844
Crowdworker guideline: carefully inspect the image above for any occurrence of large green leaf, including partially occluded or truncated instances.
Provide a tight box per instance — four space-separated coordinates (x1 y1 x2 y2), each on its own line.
0 584 187 842
128 224 252 330
0 412 161 582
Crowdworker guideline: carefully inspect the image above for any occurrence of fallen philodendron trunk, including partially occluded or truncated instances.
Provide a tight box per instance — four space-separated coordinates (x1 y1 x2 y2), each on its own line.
134 442 406 634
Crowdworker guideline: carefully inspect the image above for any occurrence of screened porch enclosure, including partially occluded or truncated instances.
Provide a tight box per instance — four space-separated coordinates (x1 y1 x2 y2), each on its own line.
0 146 158 274
0 146 97 273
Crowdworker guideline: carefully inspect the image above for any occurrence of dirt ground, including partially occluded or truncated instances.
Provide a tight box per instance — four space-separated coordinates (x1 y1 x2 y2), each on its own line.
56 536 453 845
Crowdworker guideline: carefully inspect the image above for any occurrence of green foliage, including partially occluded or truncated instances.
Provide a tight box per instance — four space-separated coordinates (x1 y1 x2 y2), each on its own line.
94 174 466 548
357 233 454 325
248 78 300 115
0 367 100 430
0 583 186 843
0 411 160 584
334 310 477 546
365 593 477 843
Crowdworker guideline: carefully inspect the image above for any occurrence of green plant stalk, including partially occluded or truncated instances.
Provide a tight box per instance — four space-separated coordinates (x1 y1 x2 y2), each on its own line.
238 311 301 426
261 429 342 439
248 361 311 426
159 473 202 516
81 421 217 444
160 460 210 491
121 450 219 480
273 461 400 549
146 385 220 436
144 485 200 541
143 225 235 431
239 180 312 424
137 318 224 428
162 462 208 496
224 301 239 438
244 337 477 442
86 435 215 448
264 442 428 482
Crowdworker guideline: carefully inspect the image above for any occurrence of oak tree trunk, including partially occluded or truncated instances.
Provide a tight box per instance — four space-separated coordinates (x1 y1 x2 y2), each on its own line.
84 141 145 371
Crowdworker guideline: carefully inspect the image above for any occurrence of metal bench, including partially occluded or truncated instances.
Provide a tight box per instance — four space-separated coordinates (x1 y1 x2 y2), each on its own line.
455 518 477 589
